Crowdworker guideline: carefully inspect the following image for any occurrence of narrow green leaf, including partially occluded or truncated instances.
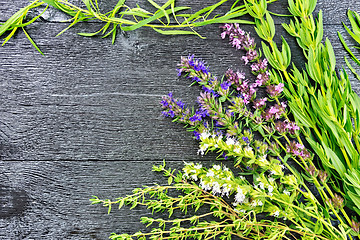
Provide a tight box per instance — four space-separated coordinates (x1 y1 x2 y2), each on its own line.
121 7 190 31
147 0 170 25
322 143 346 177
56 10 81 37
0 1 43 36
22 27 44 55
152 28 205 38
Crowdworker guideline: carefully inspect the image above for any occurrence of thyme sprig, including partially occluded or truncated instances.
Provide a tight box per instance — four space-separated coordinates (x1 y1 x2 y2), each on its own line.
92 161 339 239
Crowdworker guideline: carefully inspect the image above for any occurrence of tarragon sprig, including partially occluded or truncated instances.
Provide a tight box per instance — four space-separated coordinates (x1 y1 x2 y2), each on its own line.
0 0 267 54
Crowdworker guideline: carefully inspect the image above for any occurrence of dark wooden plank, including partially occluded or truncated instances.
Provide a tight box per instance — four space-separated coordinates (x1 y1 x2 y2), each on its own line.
1 20 360 160
0 160 221 239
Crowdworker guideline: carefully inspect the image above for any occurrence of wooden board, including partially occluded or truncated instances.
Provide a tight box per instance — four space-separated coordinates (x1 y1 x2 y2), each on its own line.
1 0 360 238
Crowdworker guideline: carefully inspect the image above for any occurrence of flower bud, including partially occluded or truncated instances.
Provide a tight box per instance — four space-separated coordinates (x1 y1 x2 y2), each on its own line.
351 219 360 233
318 170 328 183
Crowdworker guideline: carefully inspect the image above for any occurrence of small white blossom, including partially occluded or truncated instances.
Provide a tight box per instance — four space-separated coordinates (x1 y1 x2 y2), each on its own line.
258 200 263 206
226 137 235 145
200 180 211 191
200 132 210 139
272 211 280 217
235 187 246 204
206 170 215 177
213 165 221 171
258 182 265 190
194 164 202 169
283 190 290 196
198 144 209 155
221 184 231 197
268 185 274 193
234 146 242 154
191 175 198 181
212 182 221 195
259 155 267 162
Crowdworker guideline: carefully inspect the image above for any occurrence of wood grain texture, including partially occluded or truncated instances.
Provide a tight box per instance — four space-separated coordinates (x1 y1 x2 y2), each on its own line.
0 161 197 239
1 0 360 239
1 22 360 160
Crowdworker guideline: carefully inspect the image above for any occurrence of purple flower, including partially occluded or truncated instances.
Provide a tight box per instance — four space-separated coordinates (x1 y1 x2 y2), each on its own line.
176 100 185 109
266 83 284 97
242 136 250 144
220 81 232 90
193 131 201 140
253 97 267 109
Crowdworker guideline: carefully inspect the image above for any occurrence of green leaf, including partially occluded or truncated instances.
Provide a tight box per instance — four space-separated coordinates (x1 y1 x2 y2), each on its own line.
281 36 291 68
0 1 43 37
325 38 336 72
152 27 204 38
22 27 44 55
147 0 170 25
121 7 189 31
261 42 282 71
314 220 324 234
167 176 173 185
347 190 360 210
322 143 346 177
315 10 323 46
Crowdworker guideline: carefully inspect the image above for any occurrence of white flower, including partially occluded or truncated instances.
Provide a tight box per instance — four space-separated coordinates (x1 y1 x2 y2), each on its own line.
234 145 242 154
212 182 221 195
191 175 198 181
283 190 290 196
222 184 231 197
258 155 267 162
223 166 229 172
206 170 215 177
194 164 202 169
268 185 274 193
272 211 280 217
198 144 209 155
226 137 235 145
257 200 263 206
244 146 253 155
213 165 221 171
258 182 265 190
200 132 210 139
235 187 246 203
200 180 211 191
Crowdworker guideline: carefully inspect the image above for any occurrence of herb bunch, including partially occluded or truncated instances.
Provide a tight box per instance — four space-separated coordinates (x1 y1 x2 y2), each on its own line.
0 0 263 54
92 23 355 238
242 0 360 232
246 0 360 218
